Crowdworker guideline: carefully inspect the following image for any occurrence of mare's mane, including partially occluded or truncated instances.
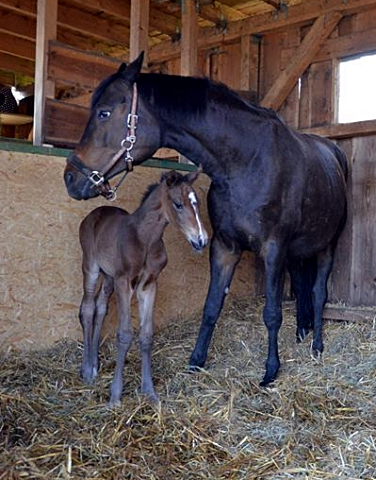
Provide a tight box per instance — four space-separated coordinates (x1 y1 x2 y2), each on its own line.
91 70 277 123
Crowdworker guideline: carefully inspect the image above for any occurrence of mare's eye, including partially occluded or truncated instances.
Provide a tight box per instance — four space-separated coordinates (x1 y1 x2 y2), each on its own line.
98 110 111 120
174 201 183 211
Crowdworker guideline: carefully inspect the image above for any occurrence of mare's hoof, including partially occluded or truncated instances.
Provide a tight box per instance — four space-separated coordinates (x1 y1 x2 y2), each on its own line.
259 376 276 388
296 327 311 343
187 364 204 374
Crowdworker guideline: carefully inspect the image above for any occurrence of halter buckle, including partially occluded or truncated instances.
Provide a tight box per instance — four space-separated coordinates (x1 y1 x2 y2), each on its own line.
89 170 105 187
127 113 138 129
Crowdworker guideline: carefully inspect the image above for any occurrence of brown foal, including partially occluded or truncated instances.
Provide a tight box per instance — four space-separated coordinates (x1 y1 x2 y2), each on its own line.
78 170 208 406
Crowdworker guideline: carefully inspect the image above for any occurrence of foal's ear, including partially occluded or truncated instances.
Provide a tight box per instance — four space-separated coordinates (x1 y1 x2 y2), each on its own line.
185 164 202 184
162 170 181 187
121 51 144 84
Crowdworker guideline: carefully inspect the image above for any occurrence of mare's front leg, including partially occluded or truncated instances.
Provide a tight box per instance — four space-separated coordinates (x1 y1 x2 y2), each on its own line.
79 261 100 384
110 276 133 407
311 244 335 356
137 281 158 403
189 236 241 370
261 239 286 386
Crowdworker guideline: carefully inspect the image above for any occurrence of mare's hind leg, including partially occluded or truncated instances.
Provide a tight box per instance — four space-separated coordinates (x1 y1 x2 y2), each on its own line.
287 257 316 343
79 261 100 383
110 276 133 407
311 244 335 356
91 274 114 378
189 236 241 370
137 281 158 403
261 239 286 387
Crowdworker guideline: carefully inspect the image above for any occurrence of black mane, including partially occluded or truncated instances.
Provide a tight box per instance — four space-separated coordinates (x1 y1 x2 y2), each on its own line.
140 182 159 205
91 69 277 122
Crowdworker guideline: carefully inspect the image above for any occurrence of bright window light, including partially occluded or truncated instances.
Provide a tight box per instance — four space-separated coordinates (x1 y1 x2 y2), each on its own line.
338 53 376 123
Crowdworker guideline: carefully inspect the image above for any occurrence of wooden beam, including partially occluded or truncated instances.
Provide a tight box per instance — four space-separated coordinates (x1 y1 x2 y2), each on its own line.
150 0 376 62
181 0 198 76
261 12 342 111
300 119 376 139
130 0 150 63
33 0 57 146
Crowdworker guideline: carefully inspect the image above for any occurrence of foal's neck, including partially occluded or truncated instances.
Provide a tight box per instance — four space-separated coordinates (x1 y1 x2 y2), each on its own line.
133 184 168 242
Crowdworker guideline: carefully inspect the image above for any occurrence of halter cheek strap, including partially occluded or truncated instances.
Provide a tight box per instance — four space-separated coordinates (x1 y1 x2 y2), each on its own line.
67 82 138 200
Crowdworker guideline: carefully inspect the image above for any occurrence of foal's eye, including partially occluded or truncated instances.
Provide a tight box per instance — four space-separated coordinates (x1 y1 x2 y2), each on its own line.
98 110 111 120
173 201 183 211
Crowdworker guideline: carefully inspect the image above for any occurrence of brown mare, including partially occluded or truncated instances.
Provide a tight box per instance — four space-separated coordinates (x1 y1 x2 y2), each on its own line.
79 170 208 405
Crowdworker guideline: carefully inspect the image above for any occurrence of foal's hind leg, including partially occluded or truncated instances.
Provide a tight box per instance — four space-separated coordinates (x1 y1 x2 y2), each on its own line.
261 240 286 387
110 276 133 407
79 261 100 383
287 257 316 342
91 274 114 378
189 236 241 370
137 281 158 403
311 244 335 356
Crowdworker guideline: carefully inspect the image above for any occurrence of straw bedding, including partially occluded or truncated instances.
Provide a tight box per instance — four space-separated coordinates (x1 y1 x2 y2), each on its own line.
1 296 376 479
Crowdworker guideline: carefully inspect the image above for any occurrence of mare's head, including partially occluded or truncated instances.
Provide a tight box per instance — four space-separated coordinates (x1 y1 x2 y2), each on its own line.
64 52 161 200
160 169 208 251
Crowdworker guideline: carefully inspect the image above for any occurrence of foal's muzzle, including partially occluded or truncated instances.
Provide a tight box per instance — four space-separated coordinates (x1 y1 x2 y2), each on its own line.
190 236 208 252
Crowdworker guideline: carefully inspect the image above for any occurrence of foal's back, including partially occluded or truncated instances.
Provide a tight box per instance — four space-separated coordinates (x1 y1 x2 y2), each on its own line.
80 205 160 280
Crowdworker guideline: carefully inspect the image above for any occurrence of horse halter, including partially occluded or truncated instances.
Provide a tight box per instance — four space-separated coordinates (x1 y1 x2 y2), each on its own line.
67 82 138 201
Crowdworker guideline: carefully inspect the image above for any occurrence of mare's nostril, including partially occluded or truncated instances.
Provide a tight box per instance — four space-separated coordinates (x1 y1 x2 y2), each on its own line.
65 171 74 187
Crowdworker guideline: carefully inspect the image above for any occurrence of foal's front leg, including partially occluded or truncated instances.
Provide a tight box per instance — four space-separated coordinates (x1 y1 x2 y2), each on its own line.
79 262 100 383
137 281 158 403
110 276 133 407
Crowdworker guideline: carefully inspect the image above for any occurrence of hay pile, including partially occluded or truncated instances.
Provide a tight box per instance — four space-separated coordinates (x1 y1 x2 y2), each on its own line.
1 296 376 479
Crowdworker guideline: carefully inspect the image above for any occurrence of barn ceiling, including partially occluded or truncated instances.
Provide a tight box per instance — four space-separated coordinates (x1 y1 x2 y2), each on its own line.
0 0 305 92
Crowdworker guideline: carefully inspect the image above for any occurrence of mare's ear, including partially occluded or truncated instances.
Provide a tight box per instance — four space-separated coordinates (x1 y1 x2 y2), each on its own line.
121 51 144 84
117 63 128 73
162 170 182 187
185 164 202 184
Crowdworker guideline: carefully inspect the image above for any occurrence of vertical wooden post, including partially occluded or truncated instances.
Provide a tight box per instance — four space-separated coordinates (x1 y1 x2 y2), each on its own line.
240 34 251 91
181 0 198 77
130 0 150 64
33 0 57 146
180 0 198 163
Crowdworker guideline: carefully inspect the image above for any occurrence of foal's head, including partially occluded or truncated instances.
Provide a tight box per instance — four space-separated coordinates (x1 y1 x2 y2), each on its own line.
160 169 208 251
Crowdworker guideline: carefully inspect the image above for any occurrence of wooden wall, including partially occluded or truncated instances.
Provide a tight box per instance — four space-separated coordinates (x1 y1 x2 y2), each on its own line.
0 150 256 350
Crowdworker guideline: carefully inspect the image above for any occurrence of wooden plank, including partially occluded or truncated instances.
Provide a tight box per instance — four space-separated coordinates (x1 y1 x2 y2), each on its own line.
309 60 334 127
261 12 341 111
130 0 150 63
349 136 376 306
48 42 120 89
301 119 376 138
323 305 376 322
181 0 198 76
44 99 89 148
0 30 35 61
0 52 34 77
33 0 57 147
